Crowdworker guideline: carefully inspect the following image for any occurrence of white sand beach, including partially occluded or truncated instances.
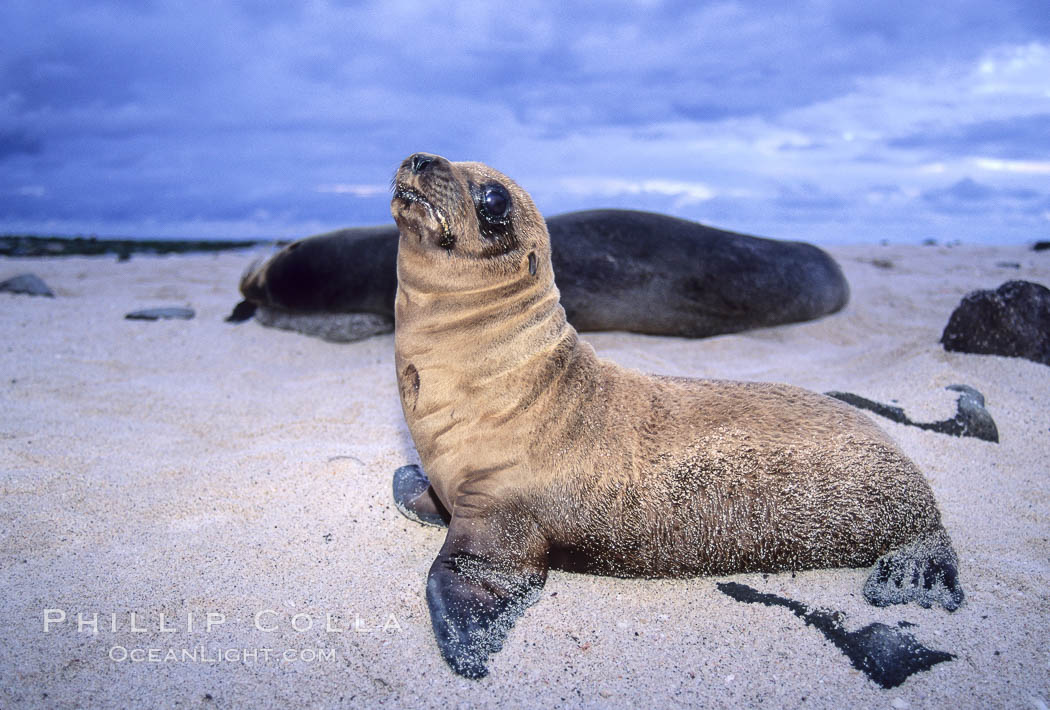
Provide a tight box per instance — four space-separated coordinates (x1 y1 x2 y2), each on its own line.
2 243 1048 708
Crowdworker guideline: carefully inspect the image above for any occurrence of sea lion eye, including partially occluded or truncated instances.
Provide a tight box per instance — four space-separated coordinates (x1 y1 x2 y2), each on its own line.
468 180 517 254
482 184 510 220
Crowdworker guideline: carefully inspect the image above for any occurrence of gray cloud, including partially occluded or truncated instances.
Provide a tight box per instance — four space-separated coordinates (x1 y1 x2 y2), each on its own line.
0 130 42 159
922 177 1049 216
889 114 1050 160
1 0 1048 242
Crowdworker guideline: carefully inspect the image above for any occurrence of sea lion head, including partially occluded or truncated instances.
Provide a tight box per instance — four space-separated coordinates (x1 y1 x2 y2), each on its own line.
391 153 550 293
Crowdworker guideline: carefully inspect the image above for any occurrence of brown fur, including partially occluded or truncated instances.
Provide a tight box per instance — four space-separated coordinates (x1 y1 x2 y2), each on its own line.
392 155 944 579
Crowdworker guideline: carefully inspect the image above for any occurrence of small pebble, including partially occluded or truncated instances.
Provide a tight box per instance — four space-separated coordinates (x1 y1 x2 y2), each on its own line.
0 273 54 297
125 306 195 321
892 698 910 709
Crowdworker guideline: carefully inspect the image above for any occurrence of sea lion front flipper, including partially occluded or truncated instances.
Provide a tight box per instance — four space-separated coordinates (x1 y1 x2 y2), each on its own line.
426 515 548 679
392 464 450 528
224 299 257 322
863 527 964 611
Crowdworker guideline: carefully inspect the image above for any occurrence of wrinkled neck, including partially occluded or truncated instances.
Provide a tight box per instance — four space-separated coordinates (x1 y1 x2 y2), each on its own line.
395 262 571 382
393 247 590 511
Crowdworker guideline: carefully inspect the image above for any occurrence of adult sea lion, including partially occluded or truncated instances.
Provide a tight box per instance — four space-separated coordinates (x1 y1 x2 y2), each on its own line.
233 226 398 342
232 209 849 341
389 153 963 679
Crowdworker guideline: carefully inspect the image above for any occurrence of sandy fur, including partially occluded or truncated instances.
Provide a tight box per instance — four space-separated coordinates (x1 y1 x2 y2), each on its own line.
392 157 948 580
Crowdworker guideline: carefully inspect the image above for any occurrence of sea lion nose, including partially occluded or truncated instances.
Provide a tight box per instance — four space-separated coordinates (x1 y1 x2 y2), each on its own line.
410 153 437 174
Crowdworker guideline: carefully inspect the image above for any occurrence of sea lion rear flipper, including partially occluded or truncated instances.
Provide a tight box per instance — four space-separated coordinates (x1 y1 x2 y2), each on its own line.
426 516 548 679
392 464 450 527
863 527 964 611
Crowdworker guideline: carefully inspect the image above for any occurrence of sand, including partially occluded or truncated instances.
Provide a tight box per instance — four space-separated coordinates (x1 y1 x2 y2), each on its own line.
1 243 1048 709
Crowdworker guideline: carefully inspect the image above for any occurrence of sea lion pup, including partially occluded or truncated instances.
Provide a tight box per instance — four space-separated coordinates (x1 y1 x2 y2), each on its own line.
390 152 963 679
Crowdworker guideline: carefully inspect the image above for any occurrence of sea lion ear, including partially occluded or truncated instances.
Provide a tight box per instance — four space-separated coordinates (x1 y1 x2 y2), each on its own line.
425 518 548 678
528 252 537 276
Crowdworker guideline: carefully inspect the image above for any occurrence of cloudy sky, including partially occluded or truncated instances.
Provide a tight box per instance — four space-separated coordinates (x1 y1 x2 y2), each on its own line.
1 1 1048 244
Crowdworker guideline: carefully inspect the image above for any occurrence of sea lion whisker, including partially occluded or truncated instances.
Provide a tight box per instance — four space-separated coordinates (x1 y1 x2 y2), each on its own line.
393 183 454 248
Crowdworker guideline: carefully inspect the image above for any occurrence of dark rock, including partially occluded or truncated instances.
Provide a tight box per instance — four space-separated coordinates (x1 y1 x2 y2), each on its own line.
125 306 196 321
940 280 1050 366
826 384 998 443
0 273 55 297
1033 241 1050 252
